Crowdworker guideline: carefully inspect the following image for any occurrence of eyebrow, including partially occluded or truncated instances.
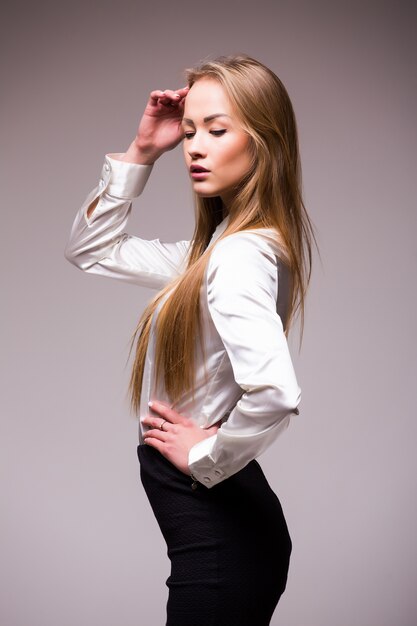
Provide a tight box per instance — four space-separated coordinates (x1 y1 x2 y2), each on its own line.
181 113 231 125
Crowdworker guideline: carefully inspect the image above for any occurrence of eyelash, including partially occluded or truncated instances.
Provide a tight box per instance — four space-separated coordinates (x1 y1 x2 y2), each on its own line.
183 130 227 139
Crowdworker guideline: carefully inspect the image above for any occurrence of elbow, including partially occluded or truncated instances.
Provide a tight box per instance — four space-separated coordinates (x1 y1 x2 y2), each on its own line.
64 242 87 271
286 384 301 415
237 383 301 428
64 243 75 265
264 383 301 418
283 385 301 416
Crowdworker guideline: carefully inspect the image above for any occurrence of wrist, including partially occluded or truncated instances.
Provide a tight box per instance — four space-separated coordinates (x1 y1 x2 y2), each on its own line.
122 139 161 165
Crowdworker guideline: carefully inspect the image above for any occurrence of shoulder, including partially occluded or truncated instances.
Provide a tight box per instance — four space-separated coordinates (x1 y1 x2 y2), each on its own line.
209 228 282 257
206 230 284 302
208 228 284 273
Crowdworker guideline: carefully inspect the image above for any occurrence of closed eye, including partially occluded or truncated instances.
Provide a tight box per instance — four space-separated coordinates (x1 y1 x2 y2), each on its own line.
183 129 227 140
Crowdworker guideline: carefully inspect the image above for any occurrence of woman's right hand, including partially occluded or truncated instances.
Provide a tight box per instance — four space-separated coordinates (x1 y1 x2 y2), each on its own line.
127 87 189 164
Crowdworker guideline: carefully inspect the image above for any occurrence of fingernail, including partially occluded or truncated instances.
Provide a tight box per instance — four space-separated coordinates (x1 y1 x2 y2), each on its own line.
148 401 154 407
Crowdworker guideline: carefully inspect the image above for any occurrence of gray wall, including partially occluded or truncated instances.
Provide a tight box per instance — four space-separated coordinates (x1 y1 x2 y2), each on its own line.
1 1 416 624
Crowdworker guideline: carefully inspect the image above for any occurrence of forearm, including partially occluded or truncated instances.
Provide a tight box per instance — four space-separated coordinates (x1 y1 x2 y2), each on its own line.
65 155 152 270
188 388 300 488
65 154 190 288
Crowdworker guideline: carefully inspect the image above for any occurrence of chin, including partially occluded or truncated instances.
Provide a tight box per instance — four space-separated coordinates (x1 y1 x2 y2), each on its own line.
192 187 219 198
195 192 218 199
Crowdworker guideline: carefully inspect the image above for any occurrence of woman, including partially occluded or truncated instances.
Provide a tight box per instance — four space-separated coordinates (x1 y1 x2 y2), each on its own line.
65 54 315 626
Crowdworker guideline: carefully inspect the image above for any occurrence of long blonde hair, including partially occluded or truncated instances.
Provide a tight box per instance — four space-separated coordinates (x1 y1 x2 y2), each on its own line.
129 54 316 413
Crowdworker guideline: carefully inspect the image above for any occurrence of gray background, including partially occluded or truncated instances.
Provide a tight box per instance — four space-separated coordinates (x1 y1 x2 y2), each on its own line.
1 1 416 624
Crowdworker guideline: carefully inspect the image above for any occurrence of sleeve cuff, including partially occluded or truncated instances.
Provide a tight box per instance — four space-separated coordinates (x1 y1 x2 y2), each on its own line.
188 435 227 488
102 153 153 198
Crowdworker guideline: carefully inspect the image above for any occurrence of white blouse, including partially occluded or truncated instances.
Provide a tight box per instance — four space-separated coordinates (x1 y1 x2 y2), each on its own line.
65 153 301 488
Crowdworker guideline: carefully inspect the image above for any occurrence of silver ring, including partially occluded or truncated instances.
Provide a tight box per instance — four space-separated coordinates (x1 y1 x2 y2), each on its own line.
159 419 167 431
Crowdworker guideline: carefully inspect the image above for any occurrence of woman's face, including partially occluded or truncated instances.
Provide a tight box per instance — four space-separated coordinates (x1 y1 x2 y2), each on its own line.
181 78 253 210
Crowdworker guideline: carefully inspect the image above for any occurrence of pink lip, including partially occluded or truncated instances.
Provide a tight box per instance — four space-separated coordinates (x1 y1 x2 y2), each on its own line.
191 171 210 180
190 165 210 173
190 165 210 180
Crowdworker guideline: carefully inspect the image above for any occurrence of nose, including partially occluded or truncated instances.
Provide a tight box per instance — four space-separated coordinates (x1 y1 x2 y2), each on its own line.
187 133 207 160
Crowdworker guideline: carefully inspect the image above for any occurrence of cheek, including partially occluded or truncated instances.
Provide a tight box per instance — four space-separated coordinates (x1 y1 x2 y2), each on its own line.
225 142 252 177
240 137 254 173
216 143 236 166
226 135 251 165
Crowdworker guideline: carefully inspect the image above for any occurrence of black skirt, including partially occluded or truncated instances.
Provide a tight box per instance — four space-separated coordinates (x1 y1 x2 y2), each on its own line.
137 444 292 626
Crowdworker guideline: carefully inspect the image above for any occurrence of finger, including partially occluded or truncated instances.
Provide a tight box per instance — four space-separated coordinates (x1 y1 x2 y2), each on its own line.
148 400 184 424
161 89 180 98
143 428 168 442
143 436 165 453
170 87 189 105
159 89 186 108
149 87 188 105
175 86 190 97
149 89 166 103
161 97 181 109
149 89 178 106
141 415 172 431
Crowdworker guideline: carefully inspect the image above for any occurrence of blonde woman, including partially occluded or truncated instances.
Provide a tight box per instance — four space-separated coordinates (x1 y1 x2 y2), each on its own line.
66 54 315 626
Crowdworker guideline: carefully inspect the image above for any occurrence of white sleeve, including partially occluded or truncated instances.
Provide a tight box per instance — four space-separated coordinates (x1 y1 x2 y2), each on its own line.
64 153 190 289
188 233 301 487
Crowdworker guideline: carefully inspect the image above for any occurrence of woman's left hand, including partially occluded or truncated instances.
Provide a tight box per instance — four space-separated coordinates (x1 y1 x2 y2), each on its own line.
141 401 220 475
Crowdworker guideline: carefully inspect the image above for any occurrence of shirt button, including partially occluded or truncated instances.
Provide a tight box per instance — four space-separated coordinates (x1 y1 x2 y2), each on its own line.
214 470 222 477
104 163 110 172
203 477 211 483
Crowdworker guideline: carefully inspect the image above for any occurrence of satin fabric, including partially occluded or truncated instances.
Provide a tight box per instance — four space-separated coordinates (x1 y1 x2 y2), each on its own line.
65 153 301 487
